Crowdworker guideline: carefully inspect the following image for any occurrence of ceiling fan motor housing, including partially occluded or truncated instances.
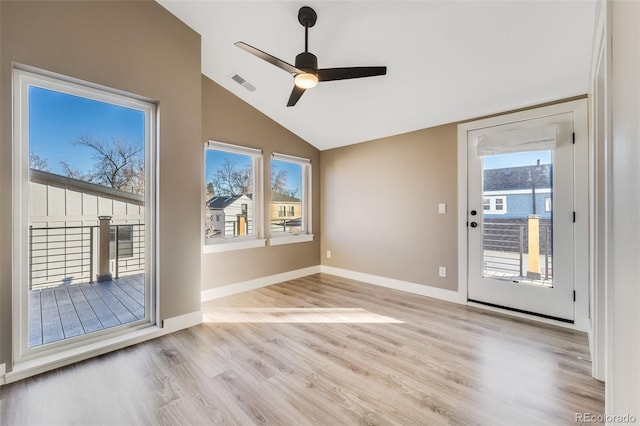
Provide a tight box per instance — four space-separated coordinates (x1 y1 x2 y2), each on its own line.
295 52 318 73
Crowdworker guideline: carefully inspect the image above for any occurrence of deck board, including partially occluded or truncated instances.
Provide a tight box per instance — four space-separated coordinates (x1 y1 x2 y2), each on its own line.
28 291 43 347
67 285 103 333
79 284 121 329
54 288 85 339
29 274 144 348
40 288 65 344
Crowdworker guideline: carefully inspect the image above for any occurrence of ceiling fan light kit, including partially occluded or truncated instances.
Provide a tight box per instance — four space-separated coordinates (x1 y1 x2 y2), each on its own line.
235 5 387 106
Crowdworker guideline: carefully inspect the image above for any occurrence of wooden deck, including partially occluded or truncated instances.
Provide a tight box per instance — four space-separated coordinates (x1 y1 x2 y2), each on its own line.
29 273 145 348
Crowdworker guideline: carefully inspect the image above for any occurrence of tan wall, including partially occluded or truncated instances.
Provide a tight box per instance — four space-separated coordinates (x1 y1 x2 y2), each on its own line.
201 76 321 288
321 124 458 291
0 0 203 367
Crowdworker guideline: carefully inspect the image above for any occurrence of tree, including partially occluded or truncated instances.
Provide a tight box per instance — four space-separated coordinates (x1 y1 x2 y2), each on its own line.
29 153 49 171
63 135 145 194
271 168 288 195
211 158 252 197
205 182 215 199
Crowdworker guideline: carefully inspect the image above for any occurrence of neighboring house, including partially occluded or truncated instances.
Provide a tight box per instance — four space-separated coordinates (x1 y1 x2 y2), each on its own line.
29 169 145 288
270 193 302 232
205 194 253 239
483 164 552 220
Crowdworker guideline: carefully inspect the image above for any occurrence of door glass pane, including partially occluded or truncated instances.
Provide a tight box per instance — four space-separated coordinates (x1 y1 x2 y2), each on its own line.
482 150 553 287
28 85 147 348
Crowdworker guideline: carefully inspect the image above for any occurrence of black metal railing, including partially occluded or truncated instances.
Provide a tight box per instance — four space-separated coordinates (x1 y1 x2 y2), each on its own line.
29 223 145 289
483 221 552 280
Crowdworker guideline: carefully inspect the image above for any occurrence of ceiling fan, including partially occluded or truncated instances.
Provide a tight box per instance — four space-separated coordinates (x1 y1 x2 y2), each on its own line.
235 6 387 107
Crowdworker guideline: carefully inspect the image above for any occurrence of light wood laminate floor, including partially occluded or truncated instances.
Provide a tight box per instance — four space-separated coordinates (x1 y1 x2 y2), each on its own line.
0 273 604 425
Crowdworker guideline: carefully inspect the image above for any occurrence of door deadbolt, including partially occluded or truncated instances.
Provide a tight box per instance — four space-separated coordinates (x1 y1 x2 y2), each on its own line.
470 210 477 216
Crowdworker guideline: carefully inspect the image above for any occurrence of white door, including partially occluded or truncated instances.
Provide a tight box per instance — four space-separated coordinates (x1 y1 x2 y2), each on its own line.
466 110 576 321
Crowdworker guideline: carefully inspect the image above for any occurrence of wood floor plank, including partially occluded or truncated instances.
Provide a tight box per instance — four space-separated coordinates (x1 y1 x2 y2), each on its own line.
4 273 605 426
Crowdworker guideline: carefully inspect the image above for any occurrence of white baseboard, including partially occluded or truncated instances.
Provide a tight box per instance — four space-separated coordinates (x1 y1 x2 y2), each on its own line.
320 266 464 304
201 266 321 302
0 363 6 385
4 310 202 385
161 310 203 332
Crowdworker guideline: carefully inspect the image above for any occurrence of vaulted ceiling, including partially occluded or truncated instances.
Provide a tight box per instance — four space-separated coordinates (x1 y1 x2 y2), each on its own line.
157 1 596 151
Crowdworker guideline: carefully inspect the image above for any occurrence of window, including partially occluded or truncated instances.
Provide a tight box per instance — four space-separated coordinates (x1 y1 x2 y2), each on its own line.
270 153 313 244
110 225 134 259
14 66 156 357
204 141 264 252
483 196 507 214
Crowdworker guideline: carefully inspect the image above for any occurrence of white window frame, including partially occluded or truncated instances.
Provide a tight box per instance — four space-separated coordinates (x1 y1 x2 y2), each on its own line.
483 196 508 214
270 153 313 246
12 65 157 364
203 140 265 253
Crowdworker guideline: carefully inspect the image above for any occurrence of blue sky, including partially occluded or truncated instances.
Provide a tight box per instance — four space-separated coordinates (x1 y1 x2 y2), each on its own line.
29 86 145 175
483 150 552 170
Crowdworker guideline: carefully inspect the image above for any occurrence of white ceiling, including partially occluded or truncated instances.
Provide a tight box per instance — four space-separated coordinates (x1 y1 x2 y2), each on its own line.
157 1 596 151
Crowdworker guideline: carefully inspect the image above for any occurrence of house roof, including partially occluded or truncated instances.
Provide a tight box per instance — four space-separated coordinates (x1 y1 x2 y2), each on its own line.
271 193 301 203
206 194 251 209
30 169 144 205
484 164 552 192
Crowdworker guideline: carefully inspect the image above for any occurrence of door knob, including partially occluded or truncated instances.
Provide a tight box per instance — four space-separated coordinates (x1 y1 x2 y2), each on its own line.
470 222 478 228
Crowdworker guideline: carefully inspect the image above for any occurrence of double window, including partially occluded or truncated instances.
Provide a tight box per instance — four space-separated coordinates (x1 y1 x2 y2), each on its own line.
203 142 312 251
483 196 507 214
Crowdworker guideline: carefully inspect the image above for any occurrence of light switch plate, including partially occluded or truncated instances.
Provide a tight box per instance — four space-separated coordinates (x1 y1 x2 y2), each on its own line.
438 203 446 214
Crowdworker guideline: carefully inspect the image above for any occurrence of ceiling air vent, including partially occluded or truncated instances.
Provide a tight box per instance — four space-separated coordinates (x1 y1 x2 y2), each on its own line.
230 73 256 92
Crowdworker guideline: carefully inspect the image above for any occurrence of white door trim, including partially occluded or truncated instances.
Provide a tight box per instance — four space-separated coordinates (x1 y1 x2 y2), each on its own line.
458 98 589 332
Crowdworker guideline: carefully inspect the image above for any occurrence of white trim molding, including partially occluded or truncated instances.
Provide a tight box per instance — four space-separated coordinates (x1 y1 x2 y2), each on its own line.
201 266 321 302
320 266 464 304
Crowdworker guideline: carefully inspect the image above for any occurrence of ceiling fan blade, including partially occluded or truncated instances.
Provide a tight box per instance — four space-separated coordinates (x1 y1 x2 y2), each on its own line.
235 41 302 75
287 85 306 107
317 66 387 82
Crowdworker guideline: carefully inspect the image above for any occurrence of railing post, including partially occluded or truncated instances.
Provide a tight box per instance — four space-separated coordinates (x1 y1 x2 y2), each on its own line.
115 225 120 279
545 225 550 280
96 216 112 282
29 225 33 290
527 215 542 280
89 227 94 283
519 224 524 277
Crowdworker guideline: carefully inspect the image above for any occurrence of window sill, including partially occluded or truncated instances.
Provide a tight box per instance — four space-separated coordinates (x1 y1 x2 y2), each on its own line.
203 238 266 254
269 234 314 246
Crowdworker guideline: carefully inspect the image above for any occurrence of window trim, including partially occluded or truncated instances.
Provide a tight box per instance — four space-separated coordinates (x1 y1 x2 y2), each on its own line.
204 140 265 252
270 152 313 244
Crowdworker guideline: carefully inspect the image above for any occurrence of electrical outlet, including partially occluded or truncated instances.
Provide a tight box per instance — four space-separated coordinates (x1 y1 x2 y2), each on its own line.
326 250 332 259
439 266 447 277
438 203 446 214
